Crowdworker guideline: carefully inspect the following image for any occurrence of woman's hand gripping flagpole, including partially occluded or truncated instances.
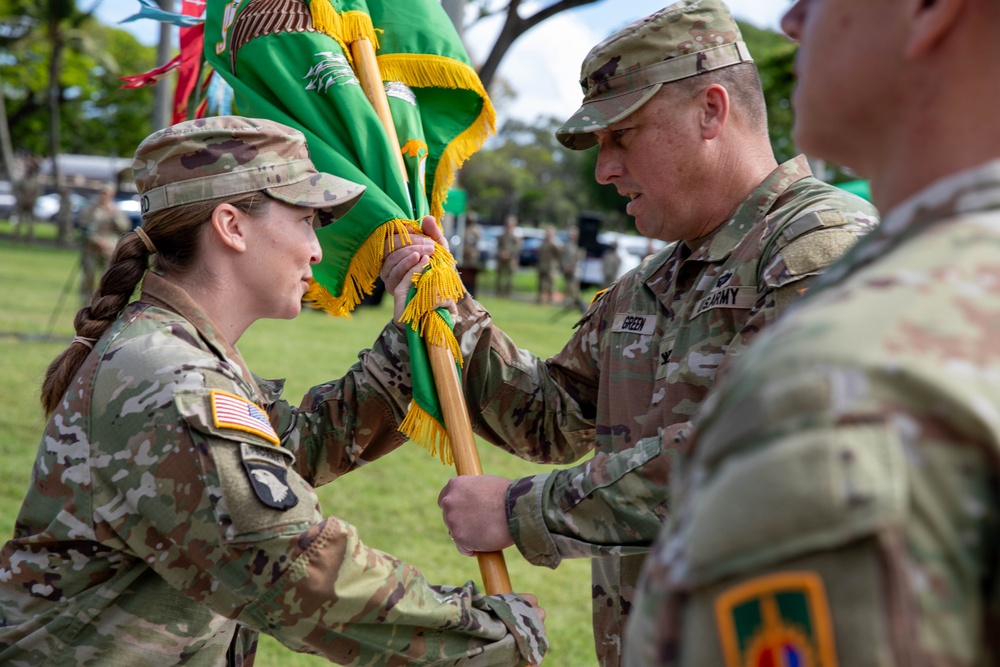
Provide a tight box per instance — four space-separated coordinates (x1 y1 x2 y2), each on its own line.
351 36 515 597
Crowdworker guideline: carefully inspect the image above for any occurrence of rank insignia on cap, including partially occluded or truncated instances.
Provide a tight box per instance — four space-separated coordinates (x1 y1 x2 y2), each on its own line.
210 390 279 445
241 442 298 510
714 571 838 667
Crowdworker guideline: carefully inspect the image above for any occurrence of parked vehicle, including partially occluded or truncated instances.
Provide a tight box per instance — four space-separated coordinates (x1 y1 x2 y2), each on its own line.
580 232 668 287
114 196 143 230
32 192 88 222
0 181 15 219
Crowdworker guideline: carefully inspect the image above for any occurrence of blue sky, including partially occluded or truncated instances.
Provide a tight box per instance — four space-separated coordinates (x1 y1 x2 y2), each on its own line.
95 0 788 124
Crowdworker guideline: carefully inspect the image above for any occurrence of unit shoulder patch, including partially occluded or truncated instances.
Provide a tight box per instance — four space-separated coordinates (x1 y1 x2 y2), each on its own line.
715 571 838 667
241 442 298 510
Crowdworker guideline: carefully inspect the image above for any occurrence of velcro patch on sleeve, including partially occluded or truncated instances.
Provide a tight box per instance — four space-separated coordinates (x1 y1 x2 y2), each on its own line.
782 229 859 277
241 442 298 510
715 571 839 667
210 390 279 445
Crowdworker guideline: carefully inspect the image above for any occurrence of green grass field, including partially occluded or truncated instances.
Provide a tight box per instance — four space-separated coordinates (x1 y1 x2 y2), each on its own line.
0 236 599 666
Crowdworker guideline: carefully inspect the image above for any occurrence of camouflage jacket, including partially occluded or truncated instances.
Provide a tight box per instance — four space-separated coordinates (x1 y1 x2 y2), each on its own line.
448 156 878 666
0 273 545 666
496 232 521 267
559 242 585 278
627 161 1000 666
80 203 130 256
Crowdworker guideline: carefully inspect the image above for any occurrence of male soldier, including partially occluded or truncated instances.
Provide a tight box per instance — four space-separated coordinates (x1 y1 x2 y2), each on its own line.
12 157 41 243
627 0 1000 665
537 224 561 303
78 184 130 303
495 214 521 296
559 225 585 307
434 2 878 665
461 211 483 295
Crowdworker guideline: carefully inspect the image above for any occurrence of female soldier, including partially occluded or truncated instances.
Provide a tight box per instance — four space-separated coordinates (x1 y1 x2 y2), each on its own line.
0 117 545 666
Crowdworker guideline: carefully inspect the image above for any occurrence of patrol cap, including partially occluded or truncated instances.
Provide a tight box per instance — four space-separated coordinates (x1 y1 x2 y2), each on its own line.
132 116 365 226
556 0 753 150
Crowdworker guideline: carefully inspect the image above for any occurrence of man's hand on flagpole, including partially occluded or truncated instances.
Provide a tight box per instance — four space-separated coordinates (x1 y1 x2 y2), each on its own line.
438 474 516 555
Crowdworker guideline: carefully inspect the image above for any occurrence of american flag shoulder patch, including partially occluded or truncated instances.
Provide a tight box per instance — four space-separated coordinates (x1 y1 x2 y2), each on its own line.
210 390 279 445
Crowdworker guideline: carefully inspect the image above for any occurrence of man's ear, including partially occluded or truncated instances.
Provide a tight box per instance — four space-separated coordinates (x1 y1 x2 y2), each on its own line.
700 83 730 141
210 203 248 253
906 0 966 58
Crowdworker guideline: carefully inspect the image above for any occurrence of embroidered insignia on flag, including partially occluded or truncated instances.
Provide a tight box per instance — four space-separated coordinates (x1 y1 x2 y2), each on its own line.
715 571 838 667
210 390 280 445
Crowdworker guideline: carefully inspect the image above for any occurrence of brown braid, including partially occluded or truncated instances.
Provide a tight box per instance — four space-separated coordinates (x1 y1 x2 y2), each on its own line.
39 193 270 415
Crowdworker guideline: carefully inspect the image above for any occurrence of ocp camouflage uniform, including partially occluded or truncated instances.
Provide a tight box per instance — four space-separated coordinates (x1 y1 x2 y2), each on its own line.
496 229 521 296
559 239 585 304
79 199 130 302
626 161 1000 667
537 236 561 302
0 277 545 663
398 157 873 666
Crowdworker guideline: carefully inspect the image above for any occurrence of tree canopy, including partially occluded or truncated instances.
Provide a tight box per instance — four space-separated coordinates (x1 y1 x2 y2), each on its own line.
1 0 156 164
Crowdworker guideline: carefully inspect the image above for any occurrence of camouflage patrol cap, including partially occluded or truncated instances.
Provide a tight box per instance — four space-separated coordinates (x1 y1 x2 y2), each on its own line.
556 0 753 150
132 116 365 225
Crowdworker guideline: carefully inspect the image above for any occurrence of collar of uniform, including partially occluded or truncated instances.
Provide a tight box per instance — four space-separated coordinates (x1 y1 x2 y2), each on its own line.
691 155 814 263
139 272 265 399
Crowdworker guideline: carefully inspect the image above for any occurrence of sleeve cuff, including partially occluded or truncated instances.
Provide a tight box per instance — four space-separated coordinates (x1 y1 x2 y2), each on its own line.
505 474 562 569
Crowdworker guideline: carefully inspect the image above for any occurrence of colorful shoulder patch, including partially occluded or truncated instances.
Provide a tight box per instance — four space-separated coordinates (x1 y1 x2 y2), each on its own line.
715 571 838 667
210 390 280 445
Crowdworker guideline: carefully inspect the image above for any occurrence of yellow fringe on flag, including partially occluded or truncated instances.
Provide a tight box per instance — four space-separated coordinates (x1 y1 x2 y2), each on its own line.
377 53 497 222
303 218 465 369
399 400 454 465
309 0 382 68
304 218 415 316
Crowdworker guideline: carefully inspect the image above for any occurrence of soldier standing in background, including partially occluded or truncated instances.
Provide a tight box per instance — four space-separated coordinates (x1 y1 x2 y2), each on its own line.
495 214 520 296
536 224 561 303
601 239 622 287
78 184 130 304
12 156 41 243
434 2 878 664
559 225 585 307
460 211 482 295
628 0 1000 664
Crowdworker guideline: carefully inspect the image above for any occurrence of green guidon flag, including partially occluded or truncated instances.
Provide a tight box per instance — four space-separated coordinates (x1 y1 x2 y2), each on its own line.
205 0 496 462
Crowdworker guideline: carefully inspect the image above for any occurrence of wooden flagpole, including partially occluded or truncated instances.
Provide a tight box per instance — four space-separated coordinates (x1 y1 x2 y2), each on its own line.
350 36 514 596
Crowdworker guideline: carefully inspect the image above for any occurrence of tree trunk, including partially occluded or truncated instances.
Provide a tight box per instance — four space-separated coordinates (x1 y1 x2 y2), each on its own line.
48 24 66 246
0 68 15 183
478 0 603 91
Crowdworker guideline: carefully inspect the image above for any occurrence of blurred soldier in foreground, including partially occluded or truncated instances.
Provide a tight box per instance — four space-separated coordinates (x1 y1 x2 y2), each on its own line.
0 117 546 667
537 224 561 303
628 0 1000 664
495 214 521 296
433 1 878 664
78 184 130 303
